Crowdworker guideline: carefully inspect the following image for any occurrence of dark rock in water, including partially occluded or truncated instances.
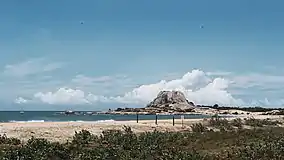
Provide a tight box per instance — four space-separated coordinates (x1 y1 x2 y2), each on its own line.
65 110 75 115
146 91 195 111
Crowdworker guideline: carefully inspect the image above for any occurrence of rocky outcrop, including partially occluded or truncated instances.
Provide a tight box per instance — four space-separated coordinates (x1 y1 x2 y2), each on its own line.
146 91 195 112
112 91 195 114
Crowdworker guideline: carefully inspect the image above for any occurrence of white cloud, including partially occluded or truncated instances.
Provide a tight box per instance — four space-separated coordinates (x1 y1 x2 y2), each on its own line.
14 97 29 104
3 58 63 77
33 88 91 105
29 87 109 105
110 70 243 106
18 69 243 106
16 69 284 107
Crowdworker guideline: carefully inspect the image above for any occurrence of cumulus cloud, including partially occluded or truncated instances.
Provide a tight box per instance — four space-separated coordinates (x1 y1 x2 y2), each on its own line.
3 58 63 77
17 69 243 106
14 97 29 104
28 87 108 105
34 88 92 105
111 70 243 106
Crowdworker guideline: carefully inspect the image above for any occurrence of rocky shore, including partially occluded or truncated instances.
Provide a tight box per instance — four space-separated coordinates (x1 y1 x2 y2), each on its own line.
105 90 282 116
106 91 196 115
58 90 284 117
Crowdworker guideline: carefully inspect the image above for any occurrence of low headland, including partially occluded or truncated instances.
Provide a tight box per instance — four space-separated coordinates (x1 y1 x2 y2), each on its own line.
101 90 284 118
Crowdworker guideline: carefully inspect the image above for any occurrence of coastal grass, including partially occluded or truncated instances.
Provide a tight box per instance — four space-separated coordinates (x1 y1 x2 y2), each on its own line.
1 118 284 159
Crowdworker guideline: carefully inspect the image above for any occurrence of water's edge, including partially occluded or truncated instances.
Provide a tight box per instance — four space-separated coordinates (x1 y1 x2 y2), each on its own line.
0 111 211 122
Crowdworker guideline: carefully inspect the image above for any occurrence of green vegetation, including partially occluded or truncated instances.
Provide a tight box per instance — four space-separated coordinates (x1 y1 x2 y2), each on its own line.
190 123 208 133
244 118 282 127
231 118 243 129
207 115 233 131
0 118 284 159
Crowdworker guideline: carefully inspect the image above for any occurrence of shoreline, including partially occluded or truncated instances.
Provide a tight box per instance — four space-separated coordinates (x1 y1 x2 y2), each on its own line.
0 111 281 123
0 113 283 142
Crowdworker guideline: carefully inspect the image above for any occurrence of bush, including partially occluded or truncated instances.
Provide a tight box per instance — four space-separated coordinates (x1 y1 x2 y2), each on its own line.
231 118 243 129
208 116 233 131
232 112 238 115
2 124 284 159
245 118 281 127
2 137 68 160
191 123 208 133
233 139 284 159
0 134 21 145
72 129 97 146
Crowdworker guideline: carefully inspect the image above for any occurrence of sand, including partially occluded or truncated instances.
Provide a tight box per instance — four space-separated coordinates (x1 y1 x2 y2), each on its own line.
0 119 200 142
0 112 283 142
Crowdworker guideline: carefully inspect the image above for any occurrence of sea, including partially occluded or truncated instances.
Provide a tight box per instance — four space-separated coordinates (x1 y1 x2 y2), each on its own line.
0 111 210 123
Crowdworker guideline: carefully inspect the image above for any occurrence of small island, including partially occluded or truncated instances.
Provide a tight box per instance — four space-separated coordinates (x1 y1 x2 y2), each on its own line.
107 91 195 115
106 90 284 117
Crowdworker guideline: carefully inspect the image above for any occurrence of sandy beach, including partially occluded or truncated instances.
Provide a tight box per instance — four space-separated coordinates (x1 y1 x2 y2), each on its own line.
0 119 201 142
0 112 283 142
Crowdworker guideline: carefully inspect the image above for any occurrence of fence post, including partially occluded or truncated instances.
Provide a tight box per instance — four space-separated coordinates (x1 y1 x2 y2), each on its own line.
136 113 139 123
172 115 175 126
155 114 158 125
181 115 184 128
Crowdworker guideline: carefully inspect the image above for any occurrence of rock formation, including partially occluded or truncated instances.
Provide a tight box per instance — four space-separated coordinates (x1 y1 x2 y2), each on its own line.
146 91 195 112
112 90 195 114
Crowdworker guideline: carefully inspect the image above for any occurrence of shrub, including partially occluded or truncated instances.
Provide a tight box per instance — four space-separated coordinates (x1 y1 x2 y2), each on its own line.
231 118 243 129
232 112 238 115
234 139 284 159
245 118 281 127
208 116 233 131
72 129 97 146
0 134 21 145
191 123 208 133
2 125 284 159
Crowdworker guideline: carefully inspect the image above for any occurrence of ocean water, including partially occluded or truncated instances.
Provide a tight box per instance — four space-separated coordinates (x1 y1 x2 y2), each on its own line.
0 111 210 122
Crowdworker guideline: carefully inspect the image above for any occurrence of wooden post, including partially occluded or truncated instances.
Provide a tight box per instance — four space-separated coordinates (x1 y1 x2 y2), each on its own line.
181 115 184 128
136 113 139 123
172 115 175 126
155 114 158 125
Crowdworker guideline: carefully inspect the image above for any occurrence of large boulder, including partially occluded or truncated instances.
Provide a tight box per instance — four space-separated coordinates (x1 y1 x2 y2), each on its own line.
146 91 195 111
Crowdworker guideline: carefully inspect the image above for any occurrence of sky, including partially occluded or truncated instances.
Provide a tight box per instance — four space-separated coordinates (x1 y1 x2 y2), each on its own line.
1 0 284 110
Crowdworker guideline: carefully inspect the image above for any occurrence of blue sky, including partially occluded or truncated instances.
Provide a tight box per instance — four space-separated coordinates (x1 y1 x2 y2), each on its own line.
1 0 284 110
